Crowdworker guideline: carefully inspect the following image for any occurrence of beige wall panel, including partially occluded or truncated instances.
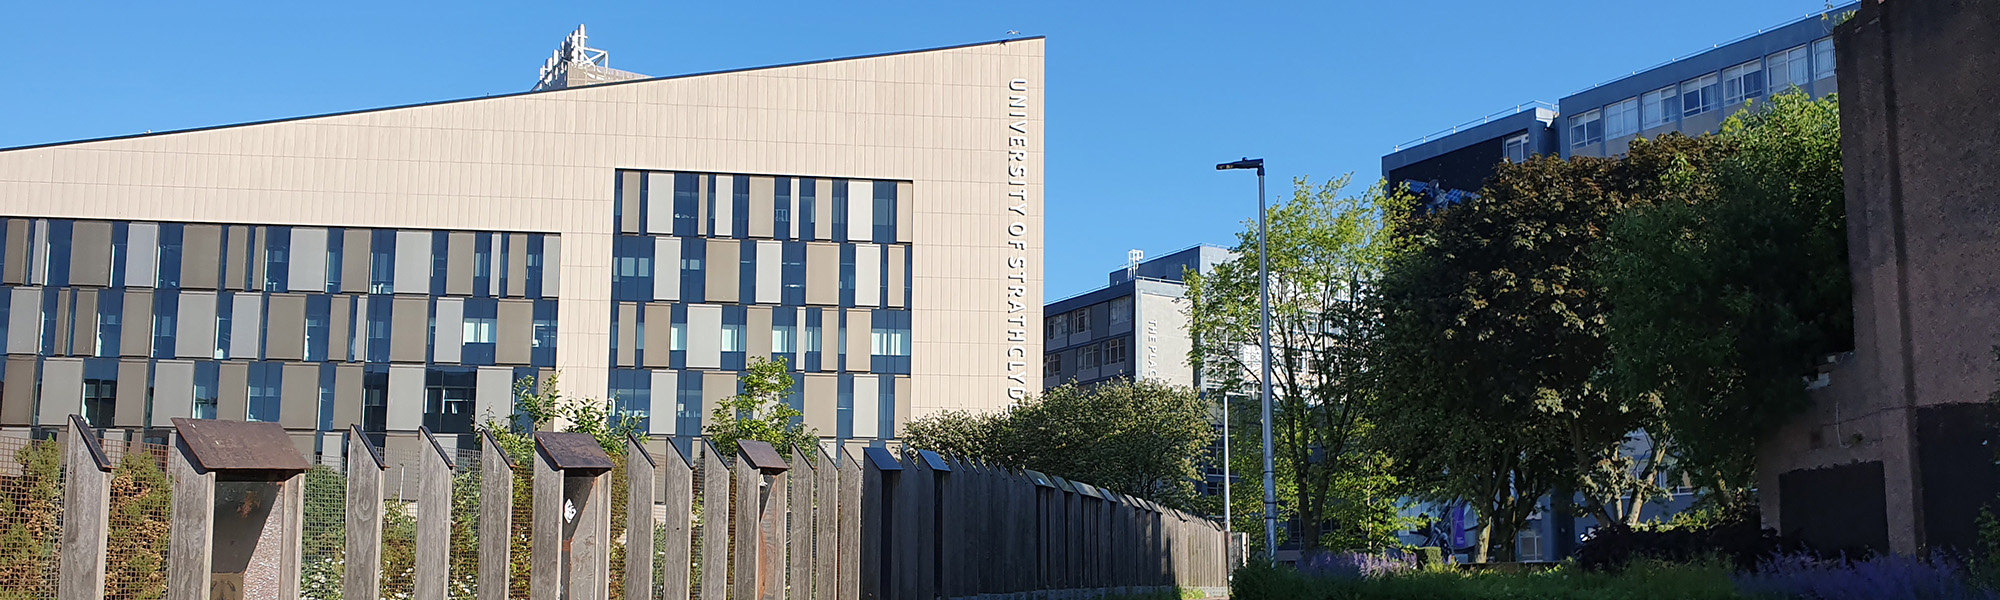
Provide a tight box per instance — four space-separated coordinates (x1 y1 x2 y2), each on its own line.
289 227 329 293
121 290 153 357
852 375 878 439
755 240 781 304
447 231 475 295
434 297 463 364
894 377 911 438
70 221 113 286
387 365 424 431
1 358 34 425
805 243 838 306
643 304 673 368
0 37 1046 420
747 306 772 358
812 179 833 240
645 172 675 234
36 358 82 425
393 230 431 294
845 309 871 371
2 220 26 285
231 292 262 360
114 360 149 428
124 222 158 288
855 244 880 308
341 229 372 293
182 225 222 289
390 297 428 363
267 294 307 360
329 295 351 361
218 361 248 421
617 302 637 367
701 371 735 428
332 364 363 430
649 370 678 436
150 360 193 426
686 305 720 370
281 363 320 430
706 239 739 304
69 289 95 357
654 236 680 301
506 233 528 297
896 181 913 244
224 225 249 291
51 289 69 355
621 170 643 234
803 374 836 434
175 292 216 359
748 176 774 238
887 245 906 309
497 300 532 365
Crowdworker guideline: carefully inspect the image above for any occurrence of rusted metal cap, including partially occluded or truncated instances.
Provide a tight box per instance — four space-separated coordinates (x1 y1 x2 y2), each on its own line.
534 432 615 474
172 418 311 478
736 439 789 473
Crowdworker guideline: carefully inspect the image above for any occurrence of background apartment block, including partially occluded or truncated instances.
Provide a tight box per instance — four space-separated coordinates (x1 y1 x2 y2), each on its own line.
0 35 1047 466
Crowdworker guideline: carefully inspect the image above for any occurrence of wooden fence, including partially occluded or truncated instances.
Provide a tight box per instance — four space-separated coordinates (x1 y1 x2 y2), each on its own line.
50 417 1232 600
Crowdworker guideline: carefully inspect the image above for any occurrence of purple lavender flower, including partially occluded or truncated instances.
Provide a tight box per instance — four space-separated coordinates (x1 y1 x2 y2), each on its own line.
1294 551 1417 581
1734 553 2000 599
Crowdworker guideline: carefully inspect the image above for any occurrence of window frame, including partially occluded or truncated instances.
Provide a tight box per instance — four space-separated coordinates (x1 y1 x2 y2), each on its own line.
1568 109 1604 149
1812 38 1835 80
1721 59 1765 106
1604 97 1640 139
1680 73 1720 118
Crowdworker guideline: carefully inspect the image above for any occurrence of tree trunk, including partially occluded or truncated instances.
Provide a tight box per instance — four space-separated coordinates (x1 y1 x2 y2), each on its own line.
1472 517 1492 563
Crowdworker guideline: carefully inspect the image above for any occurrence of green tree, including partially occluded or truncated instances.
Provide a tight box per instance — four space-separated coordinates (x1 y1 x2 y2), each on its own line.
703 356 818 458
1599 93 1849 502
1182 175 1413 553
904 378 1215 511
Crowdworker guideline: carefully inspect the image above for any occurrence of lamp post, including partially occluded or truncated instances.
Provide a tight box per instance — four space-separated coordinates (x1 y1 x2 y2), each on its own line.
1216 157 1276 563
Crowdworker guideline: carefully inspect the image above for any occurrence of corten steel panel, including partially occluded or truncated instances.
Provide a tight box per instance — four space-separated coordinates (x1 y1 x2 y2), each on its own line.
171 417 311 472
222 226 249 290
749 176 776 238
265 294 307 360
179 226 220 290
390 297 428 362
114 359 149 427
70 289 96 357
1 219 25 284
707 239 740 304
341 229 372 294
217 361 247 420
805 243 838 306
280 363 319 430
496 300 532 365
616 302 636 367
643 304 673 367
125 222 159 288
332 364 362 430
5 287 37 353
289 228 328 293
150 360 193 426
70 221 113 286
435 297 464 364
0 38 1046 417
175 292 216 358
447 232 475 296
748 306 772 358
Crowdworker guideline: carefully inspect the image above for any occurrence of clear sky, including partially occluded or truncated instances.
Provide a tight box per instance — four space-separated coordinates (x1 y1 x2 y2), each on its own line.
0 0 1839 300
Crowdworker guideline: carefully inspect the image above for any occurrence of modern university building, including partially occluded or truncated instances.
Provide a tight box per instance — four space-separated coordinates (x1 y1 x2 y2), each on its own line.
0 28 1046 464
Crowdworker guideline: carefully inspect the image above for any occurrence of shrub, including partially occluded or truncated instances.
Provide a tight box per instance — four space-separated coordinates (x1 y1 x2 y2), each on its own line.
1735 554 2000 600
1577 506 1796 572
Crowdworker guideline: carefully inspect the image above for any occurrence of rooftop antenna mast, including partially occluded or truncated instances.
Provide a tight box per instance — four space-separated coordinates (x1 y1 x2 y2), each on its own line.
534 25 614 92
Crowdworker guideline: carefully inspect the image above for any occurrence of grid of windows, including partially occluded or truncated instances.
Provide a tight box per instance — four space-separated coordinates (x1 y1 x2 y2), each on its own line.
1569 109 1604 149
608 169 914 443
1680 73 1720 118
1722 59 1765 106
0 217 559 434
1604 97 1640 139
1642 86 1678 129
1768 44 1811 94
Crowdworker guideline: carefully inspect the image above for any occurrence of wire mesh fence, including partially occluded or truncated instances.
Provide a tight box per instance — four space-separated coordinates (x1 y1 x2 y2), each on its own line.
101 438 172 600
300 451 347 600
449 445 480 600
510 455 533 599
0 434 63 600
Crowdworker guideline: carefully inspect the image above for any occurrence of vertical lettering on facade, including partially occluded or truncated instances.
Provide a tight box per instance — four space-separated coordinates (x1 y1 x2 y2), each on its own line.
1146 319 1160 375
1004 78 1032 401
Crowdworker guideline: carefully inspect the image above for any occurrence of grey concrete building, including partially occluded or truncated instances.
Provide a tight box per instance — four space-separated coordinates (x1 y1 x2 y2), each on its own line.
1042 245 1228 391
0 31 1047 464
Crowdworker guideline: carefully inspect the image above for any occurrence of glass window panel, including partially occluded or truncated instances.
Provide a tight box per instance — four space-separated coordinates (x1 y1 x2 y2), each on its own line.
1813 38 1835 80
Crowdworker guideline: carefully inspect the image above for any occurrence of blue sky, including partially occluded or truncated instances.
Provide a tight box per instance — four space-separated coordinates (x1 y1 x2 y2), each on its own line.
0 1 1839 300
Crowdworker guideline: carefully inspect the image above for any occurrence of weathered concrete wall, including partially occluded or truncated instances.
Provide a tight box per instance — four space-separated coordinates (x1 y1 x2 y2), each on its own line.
1759 0 2000 555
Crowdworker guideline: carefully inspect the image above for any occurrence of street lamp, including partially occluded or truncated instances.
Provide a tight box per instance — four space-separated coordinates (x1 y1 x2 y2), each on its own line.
1216 157 1277 563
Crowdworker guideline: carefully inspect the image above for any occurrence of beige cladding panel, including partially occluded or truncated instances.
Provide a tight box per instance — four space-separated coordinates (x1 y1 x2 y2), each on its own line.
805 243 838 306
70 221 113 286
218 361 248 420
642 304 673 368
121 290 152 357
280 363 320 430
803 374 836 434
341 229 372 293
447 231 475 295
114 360 149 428
2 220 26 285
748 176 775 238
182 225 222 289
845 309 871 368
701 371 735 428
706 239 739 304
0 37 1046 413
266 294 306 360
747 306 772 358
0 358 32 425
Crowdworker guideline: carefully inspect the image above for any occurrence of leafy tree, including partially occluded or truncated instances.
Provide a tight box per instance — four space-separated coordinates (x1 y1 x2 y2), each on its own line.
1599 93 1849 502
1182 175 1412 553
904 378 1214 511
703 356 818 458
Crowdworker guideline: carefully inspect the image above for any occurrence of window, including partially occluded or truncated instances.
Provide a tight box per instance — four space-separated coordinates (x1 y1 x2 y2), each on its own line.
1681 73 1719 118
365 297 391 363
1047 315 1069 340
82 360 117 427
1504 134 1531 164
1079 343 1100 369
1071 309 1091 335
838 244 856 307
721 319 744 352
872 180 897 243
830 181 849 242
1642 86 1679 129
95 292 122 357
672 173 700 236
1045 352 1061 375
304 295 330 362
247 362 281 423
1109 296 1133 326
781 242 806 305
774 177 792 240
1605 97 1640 139
263 227 291 292
773 321 797 354
193 361 219 420
1812 38 1835 80
1767 45 1810 94
156 224 184 288
1105 337 1128 365
423 366 476 434
531 299 557 367
369 229 395 294
1568 109 1603 148
798 179 817 242
463 316 496 344
1722 59 1764 106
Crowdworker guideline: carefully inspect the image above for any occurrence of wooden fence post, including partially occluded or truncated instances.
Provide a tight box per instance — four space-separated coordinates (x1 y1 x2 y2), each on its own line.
659 440 694 600
812 446 840 600
626 434 657 600
859 447 902 600
734 440 790 600
59 415 111 600
348 427 387 600
415 427 453 600
701 440 732 600
477 431 511 600
789 448 815 600
533 432 615 600
837 448 862 600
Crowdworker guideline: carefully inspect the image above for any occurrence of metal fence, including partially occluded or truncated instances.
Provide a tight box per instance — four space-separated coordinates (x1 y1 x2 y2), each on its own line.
0 434 62 600
101 439 172 600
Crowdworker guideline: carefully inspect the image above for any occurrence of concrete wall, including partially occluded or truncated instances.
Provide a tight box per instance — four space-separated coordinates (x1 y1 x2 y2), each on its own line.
1758 0 2000 554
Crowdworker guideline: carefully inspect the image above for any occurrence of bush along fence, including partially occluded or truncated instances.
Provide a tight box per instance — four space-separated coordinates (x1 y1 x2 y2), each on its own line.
41 415 1231 600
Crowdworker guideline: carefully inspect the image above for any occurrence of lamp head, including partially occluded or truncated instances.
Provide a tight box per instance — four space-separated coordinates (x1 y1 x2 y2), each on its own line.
1215 158 1265 173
